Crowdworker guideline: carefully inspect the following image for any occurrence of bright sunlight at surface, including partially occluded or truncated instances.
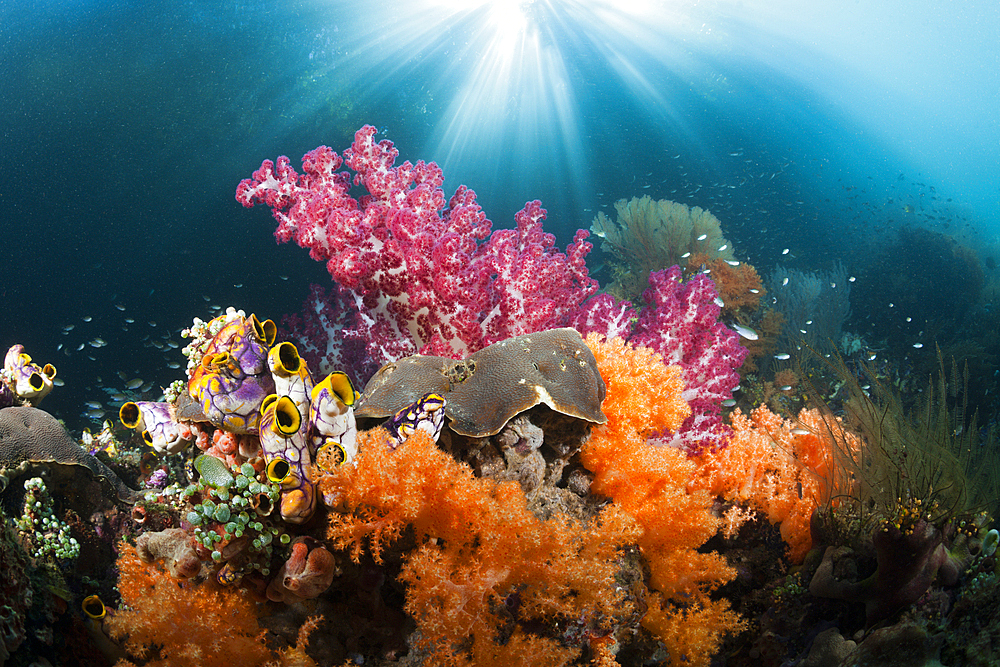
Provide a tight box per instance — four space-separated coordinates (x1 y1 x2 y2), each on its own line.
315 0 997 225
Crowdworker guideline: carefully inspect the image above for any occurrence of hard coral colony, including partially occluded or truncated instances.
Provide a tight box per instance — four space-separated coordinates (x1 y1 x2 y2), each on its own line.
0 125 996 667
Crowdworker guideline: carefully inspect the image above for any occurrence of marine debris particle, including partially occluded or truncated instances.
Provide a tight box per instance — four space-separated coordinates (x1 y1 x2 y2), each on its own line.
356 328 607 437
0 405 140 502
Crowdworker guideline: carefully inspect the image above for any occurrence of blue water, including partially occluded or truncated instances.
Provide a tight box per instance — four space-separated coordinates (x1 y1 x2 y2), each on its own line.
1 0 997 433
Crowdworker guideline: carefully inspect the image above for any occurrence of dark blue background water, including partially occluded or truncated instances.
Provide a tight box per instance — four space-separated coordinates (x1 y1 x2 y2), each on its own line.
1 0 997 433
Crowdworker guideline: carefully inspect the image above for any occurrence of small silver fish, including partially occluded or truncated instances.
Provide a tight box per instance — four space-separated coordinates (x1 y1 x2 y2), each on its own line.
721 399 737 407
782 277 789 286
779 385 793 391
115 304 126 311
126 378 143 389
775 353 791 360
912 343 923 349
82 316 92 322
732 324 759 341
781 249 789 255
697 234 708 241
718 244 728 251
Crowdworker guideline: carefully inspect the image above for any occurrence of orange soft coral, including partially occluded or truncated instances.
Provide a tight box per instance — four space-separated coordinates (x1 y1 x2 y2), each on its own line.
319 427 640 666
692 405 860 562
581 334 744 665
106 543 286 667
685 252 765 314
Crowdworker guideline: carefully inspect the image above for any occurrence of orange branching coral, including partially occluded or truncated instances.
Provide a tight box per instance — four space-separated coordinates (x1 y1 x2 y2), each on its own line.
318 427 640 666
738 308 784 373
106 543 317 667
685 252 765 315
581 334 744 665
691 406 860 562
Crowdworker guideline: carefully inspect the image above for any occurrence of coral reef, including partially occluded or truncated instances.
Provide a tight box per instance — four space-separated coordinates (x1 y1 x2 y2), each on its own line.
4 124 996 667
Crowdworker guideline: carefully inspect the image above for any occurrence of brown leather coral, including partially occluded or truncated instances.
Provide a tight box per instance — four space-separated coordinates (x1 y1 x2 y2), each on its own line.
0 406 140 502
356 328 607 437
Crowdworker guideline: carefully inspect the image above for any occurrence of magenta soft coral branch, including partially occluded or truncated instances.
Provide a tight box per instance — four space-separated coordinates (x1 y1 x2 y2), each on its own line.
237 125 598 363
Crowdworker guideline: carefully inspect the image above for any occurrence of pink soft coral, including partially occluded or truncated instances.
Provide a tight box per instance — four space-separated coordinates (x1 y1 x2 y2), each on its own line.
237 126 597 364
